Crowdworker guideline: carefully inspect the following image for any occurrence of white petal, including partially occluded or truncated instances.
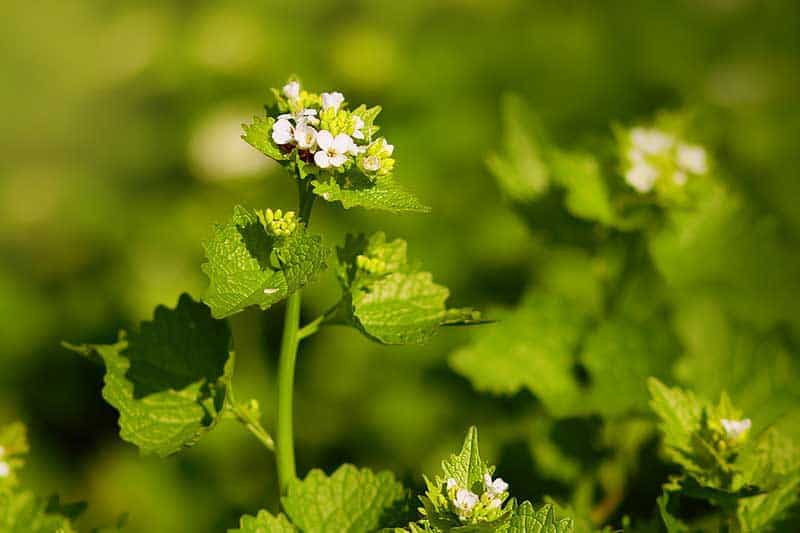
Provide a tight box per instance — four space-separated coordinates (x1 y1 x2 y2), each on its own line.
363 155 381 172
446 478 458 490
321 91 345 111
294 124 317 150
625 163 658 193
314 151 331 168
277 113 293 120
333 133 355 154
316 130 334 150
721 418 751 439
330 153 348 167
677 144 708 174
272 119 294 145
383 142 394 156
0 462 9 478
283 81 300 100
301 108 318 116
352 130 365 140
632 128 674 155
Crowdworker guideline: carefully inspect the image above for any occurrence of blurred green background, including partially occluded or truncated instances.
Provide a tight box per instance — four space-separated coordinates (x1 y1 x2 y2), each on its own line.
1 0 798 531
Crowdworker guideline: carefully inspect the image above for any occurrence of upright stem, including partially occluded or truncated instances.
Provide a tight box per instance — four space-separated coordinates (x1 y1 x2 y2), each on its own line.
275 178 314 495
276 289 302 494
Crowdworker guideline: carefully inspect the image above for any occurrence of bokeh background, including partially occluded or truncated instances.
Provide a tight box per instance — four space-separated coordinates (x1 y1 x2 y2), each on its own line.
1 0 798 531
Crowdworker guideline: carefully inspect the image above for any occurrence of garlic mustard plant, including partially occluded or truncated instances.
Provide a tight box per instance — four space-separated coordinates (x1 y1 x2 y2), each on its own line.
53 78 591 532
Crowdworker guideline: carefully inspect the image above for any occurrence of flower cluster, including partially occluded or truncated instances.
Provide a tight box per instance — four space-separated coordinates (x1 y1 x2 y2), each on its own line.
257 208 297 237
445 474 509 523
267 79 394 181
623 127 708 193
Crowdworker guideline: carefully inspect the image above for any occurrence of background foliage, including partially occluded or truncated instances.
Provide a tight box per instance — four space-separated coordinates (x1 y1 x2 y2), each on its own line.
1 0 798 531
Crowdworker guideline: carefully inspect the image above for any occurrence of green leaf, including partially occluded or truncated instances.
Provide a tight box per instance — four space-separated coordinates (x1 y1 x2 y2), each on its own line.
64 294 233 457
737 429 800 531
202 206 327 319
549 151 615 226
441 427 491 493
337 233 482 345
580 318 677 417
509 502 574 533
486 94 550 203
450 291 586 416
229 510 296 533
656 492 691 533
242 116 292 162
281 464 410 532
0 491 77 533
311 174 430 213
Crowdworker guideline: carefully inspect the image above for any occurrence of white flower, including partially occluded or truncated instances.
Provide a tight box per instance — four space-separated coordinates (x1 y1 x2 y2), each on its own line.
672 170 688 186
721 418 751 440
294 123 318 150
362 155 382 172
631 128 674 155
278 108 319 126
283 81 300 101
272 118 294 145
453 488 479 517
446 478 458 490
314 131 354 168
483 473 509 497
352 116 365 140
0 461 8 478
321 91 345 112
383 142 394 156
625 162 658 193
677 144 708 174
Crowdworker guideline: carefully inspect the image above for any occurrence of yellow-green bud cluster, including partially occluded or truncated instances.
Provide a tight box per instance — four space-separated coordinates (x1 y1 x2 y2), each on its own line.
356 254 386 275
358 138 395 179
260 208 297 237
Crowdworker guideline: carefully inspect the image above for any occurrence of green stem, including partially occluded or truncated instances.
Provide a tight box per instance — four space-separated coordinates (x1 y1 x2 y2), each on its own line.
276 286 302 494
275 179 315 495
297 302 342 340
226 385 275 451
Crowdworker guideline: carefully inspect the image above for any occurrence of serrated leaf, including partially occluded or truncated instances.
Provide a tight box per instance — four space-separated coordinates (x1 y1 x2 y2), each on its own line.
242 116 292 162
202 206 327 319
338 233 481 345
281 464 410 532
0 491 77 533
312 174 429 213
450 291 585 416
229 510 296 533
442 427 491 493
64 294 232 457
509 502 574 533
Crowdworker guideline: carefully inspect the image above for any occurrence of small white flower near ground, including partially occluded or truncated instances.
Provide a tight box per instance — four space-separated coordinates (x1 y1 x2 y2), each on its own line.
631 128 674 155
0 462 9 478
721 418 751 440
625 162 658 193
677 144 708 174
321 91 345 112
362 155 382 172
483 473 509 497
453 488 479 517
